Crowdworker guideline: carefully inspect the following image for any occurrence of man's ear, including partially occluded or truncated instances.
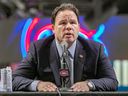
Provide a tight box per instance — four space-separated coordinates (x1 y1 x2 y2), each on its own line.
52 24 55 33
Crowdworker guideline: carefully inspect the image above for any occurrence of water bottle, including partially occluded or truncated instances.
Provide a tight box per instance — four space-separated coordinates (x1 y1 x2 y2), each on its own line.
6 67 12 92
0 67 12 92
0 68 7 91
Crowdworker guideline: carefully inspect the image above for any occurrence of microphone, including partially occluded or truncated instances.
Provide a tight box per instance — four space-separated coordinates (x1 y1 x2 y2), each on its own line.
61 41 68 56
59 41 70 91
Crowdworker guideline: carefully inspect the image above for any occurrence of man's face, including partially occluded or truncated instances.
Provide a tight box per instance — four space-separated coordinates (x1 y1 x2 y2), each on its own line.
52 10 80 45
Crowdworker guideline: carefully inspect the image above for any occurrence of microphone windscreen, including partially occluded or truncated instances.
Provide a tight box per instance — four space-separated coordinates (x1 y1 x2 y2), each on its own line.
61 41 68 51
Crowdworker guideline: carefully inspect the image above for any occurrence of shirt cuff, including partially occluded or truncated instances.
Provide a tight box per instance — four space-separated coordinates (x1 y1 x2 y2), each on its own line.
88 80 96 91
28 80 40 91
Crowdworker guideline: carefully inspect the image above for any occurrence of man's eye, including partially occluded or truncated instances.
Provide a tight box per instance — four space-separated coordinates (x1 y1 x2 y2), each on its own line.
60 22 66 25
70 21 76 24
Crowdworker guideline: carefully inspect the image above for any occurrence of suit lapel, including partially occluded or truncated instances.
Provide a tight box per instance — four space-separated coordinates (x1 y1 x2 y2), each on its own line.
50 40 61 87
74 40 86 82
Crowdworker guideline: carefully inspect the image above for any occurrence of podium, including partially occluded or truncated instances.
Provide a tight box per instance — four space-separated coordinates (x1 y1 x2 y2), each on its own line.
0 92 128 96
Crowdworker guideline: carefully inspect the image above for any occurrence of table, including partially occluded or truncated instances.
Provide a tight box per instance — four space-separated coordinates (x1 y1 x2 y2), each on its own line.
0 91 128 96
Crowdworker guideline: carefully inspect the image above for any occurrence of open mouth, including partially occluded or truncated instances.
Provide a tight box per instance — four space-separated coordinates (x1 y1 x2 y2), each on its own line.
65 33 72 35
64 33 72 38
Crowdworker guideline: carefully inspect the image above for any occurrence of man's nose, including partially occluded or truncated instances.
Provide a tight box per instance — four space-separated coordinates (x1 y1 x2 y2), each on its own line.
65 23 72 31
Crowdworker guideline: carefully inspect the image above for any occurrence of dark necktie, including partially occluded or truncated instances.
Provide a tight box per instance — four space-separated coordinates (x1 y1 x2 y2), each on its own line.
64 50 73 87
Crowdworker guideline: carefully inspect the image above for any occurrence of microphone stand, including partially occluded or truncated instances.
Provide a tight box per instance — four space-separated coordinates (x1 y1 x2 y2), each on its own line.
59 45 70 91
60 58 67 90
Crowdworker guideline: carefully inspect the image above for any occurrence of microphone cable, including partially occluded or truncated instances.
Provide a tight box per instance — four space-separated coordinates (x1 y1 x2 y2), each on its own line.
56 88 62 96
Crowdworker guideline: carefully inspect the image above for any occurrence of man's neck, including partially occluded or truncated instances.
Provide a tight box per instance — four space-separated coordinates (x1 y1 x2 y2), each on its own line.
55 39 76 59
56 39 76 48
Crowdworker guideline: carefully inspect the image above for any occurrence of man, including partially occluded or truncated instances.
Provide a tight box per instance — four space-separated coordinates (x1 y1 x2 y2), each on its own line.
12 3 118 92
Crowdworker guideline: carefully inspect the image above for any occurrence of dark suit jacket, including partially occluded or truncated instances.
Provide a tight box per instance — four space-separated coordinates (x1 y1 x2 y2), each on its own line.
12 35 118 91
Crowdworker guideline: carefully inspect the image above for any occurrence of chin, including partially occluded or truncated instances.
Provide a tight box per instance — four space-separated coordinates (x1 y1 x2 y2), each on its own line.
66 39 74 44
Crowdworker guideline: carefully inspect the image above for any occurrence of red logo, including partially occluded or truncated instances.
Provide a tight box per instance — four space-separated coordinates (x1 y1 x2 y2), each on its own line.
59 69 69 78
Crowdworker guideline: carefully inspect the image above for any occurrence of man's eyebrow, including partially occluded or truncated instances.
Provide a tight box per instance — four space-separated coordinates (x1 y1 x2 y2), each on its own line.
59 19 67 22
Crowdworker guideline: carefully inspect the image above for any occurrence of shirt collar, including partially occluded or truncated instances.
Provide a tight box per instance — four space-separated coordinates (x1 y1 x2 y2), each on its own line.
55 40 76 58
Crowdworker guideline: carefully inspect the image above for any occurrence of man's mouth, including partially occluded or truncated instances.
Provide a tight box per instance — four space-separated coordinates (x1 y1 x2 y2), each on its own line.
66 33 72 35
64 33 72 38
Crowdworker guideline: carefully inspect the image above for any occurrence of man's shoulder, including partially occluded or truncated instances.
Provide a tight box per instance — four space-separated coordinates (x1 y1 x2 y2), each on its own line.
78 36 101 48
33 39 46 45
78 36 103 54
31 35 55 49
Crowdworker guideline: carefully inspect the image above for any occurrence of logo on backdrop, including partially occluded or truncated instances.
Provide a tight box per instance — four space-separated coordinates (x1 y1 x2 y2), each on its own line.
20 17 106 57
